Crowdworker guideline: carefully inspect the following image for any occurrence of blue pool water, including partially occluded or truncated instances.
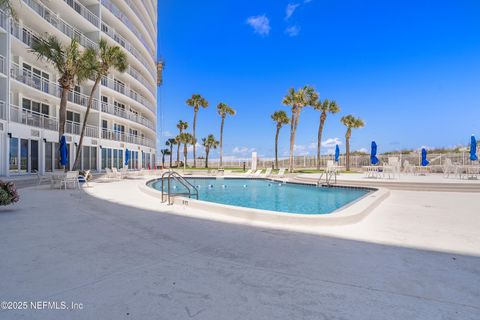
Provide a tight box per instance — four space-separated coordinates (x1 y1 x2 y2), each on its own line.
150 178 371 215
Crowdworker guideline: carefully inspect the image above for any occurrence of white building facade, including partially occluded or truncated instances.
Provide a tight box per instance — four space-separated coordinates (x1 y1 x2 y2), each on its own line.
0 0 157 177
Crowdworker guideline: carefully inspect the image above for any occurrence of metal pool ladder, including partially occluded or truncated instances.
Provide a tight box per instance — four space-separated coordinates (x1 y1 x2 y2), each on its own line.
317 169 337 186
161 171 199 205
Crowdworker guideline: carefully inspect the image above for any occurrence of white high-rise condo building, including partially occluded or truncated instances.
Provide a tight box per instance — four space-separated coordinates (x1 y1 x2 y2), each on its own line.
0 0 158 176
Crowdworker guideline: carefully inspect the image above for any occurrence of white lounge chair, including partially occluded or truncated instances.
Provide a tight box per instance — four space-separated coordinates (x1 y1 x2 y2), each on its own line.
442 158 460 178
61 171 79 189
243 169 252 175
403 160 415 175
276 168 286 178
261 168 272 177
252 170 262 177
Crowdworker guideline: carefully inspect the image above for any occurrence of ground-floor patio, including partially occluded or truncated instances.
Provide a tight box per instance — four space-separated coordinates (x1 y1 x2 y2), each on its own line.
0 178 479 319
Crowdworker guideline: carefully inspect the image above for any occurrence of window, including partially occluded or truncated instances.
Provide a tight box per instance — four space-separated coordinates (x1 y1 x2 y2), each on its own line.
81 146 97 171
67 111 80 123
22 63 49 93
114 79 125 93
114 101 125 109
114 124 125 133
129 129 138 136
20 139 29 173
22 98 49 116
31 140 39 173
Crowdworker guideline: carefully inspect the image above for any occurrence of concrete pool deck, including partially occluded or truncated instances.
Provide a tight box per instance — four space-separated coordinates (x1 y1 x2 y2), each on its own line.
1 177 479 319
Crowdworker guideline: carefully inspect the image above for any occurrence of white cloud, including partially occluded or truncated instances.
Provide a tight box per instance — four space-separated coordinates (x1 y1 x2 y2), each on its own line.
246 15 271 36
161 130 172 137
187 142 201 152
232 146 256 154
285 3 300 20
293 144 310 156
356 148 368 153
285 25 300 37
322 137 343 148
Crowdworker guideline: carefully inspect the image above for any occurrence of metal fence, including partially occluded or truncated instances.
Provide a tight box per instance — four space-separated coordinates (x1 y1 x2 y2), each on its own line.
162 152 476 170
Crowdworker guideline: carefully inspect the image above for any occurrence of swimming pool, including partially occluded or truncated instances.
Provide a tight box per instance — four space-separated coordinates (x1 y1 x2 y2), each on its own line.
150 178 372 215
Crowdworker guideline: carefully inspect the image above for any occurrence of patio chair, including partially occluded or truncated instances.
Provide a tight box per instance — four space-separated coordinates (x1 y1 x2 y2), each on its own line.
276 168 286 178
261 168 272 177
119 166 128 178
61 171 79 189
104 168 116 179
442 158 460 178
111 168 123 179
243 169 253 175
252 170 262 177
403 160 415 175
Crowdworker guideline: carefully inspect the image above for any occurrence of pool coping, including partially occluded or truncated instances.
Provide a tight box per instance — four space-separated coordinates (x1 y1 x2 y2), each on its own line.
139 177 390 226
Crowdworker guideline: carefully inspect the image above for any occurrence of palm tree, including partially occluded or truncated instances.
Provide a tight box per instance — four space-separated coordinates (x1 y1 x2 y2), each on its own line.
176 120 188 166
282 86 319 172
160 149 170 168
166 138 177 167
202 134 219 168
177 132 194 170
31 37 92 167
216 102 236 168
340 115 365 171
72 39 128 170
271 110 290 169
186 94 209 168
313 99 340 169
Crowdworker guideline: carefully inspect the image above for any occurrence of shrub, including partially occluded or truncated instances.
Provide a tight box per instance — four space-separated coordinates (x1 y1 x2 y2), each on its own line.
0 181 19 206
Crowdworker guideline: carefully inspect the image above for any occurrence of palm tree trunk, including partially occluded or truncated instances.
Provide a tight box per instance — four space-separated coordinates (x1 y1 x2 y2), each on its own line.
169 146 173 167
176 129 182 166
219 117 225 168
193 111 197 168
345 133 351 171
72 77 101 171
288 113 296 173
205 149 209 168
316 116 325 170
59 87 70 171
183 144 187 170
162 155 165 168
274 127 280 170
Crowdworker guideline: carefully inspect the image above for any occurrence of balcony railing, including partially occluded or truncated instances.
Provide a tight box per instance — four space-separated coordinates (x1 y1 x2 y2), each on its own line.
23 0 97 49
101 0 154 57
0 101 6 120
101 21 156 80
9 104 59 131
0 9 6 30
127 65 155 95
102 129 155 148
66 121 98 137
101 76 154 113
101 102 155 130
10 62 99 110
124 0 156 44
0 55 5 75
63 0 99 28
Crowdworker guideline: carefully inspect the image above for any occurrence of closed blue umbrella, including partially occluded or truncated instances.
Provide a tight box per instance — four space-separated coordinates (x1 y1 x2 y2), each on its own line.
470 135 478 161
335 144 340 162
59 135 68 166
370 141 379 165
421 148 429 166
125 148 130 166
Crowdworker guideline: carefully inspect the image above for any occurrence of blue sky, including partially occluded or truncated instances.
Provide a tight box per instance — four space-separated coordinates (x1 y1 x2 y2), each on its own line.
157 0 480 159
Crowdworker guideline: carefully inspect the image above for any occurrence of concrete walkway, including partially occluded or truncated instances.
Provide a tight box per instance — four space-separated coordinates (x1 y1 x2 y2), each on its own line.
0 180 479 319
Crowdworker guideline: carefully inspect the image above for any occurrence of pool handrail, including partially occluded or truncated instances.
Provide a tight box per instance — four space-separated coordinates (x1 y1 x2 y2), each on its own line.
161 171 199 205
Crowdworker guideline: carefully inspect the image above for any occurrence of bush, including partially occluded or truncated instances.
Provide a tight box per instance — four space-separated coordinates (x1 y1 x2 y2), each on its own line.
0 181 19 206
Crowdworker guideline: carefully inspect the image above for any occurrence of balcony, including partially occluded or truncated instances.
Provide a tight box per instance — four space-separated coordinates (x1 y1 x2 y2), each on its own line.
101 76 154 113
101 102 155 131
102 128 155 148
101 0 154 57
10 62 99 110
0 9 6 31
22 0 97 49
101 21 156 80
0 101 6 120
65 121 98 137
127 65 155 96
63 0 99 28
0 55 5 75
9 104 59 131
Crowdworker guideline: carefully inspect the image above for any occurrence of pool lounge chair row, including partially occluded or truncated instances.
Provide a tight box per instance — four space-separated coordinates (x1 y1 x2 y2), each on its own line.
243 168 285 178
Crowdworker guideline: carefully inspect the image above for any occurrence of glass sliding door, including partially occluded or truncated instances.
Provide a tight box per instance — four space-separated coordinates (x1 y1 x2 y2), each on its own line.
20 139 29 173
45 142 53 172
31 140 39 173
9 138 19 174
